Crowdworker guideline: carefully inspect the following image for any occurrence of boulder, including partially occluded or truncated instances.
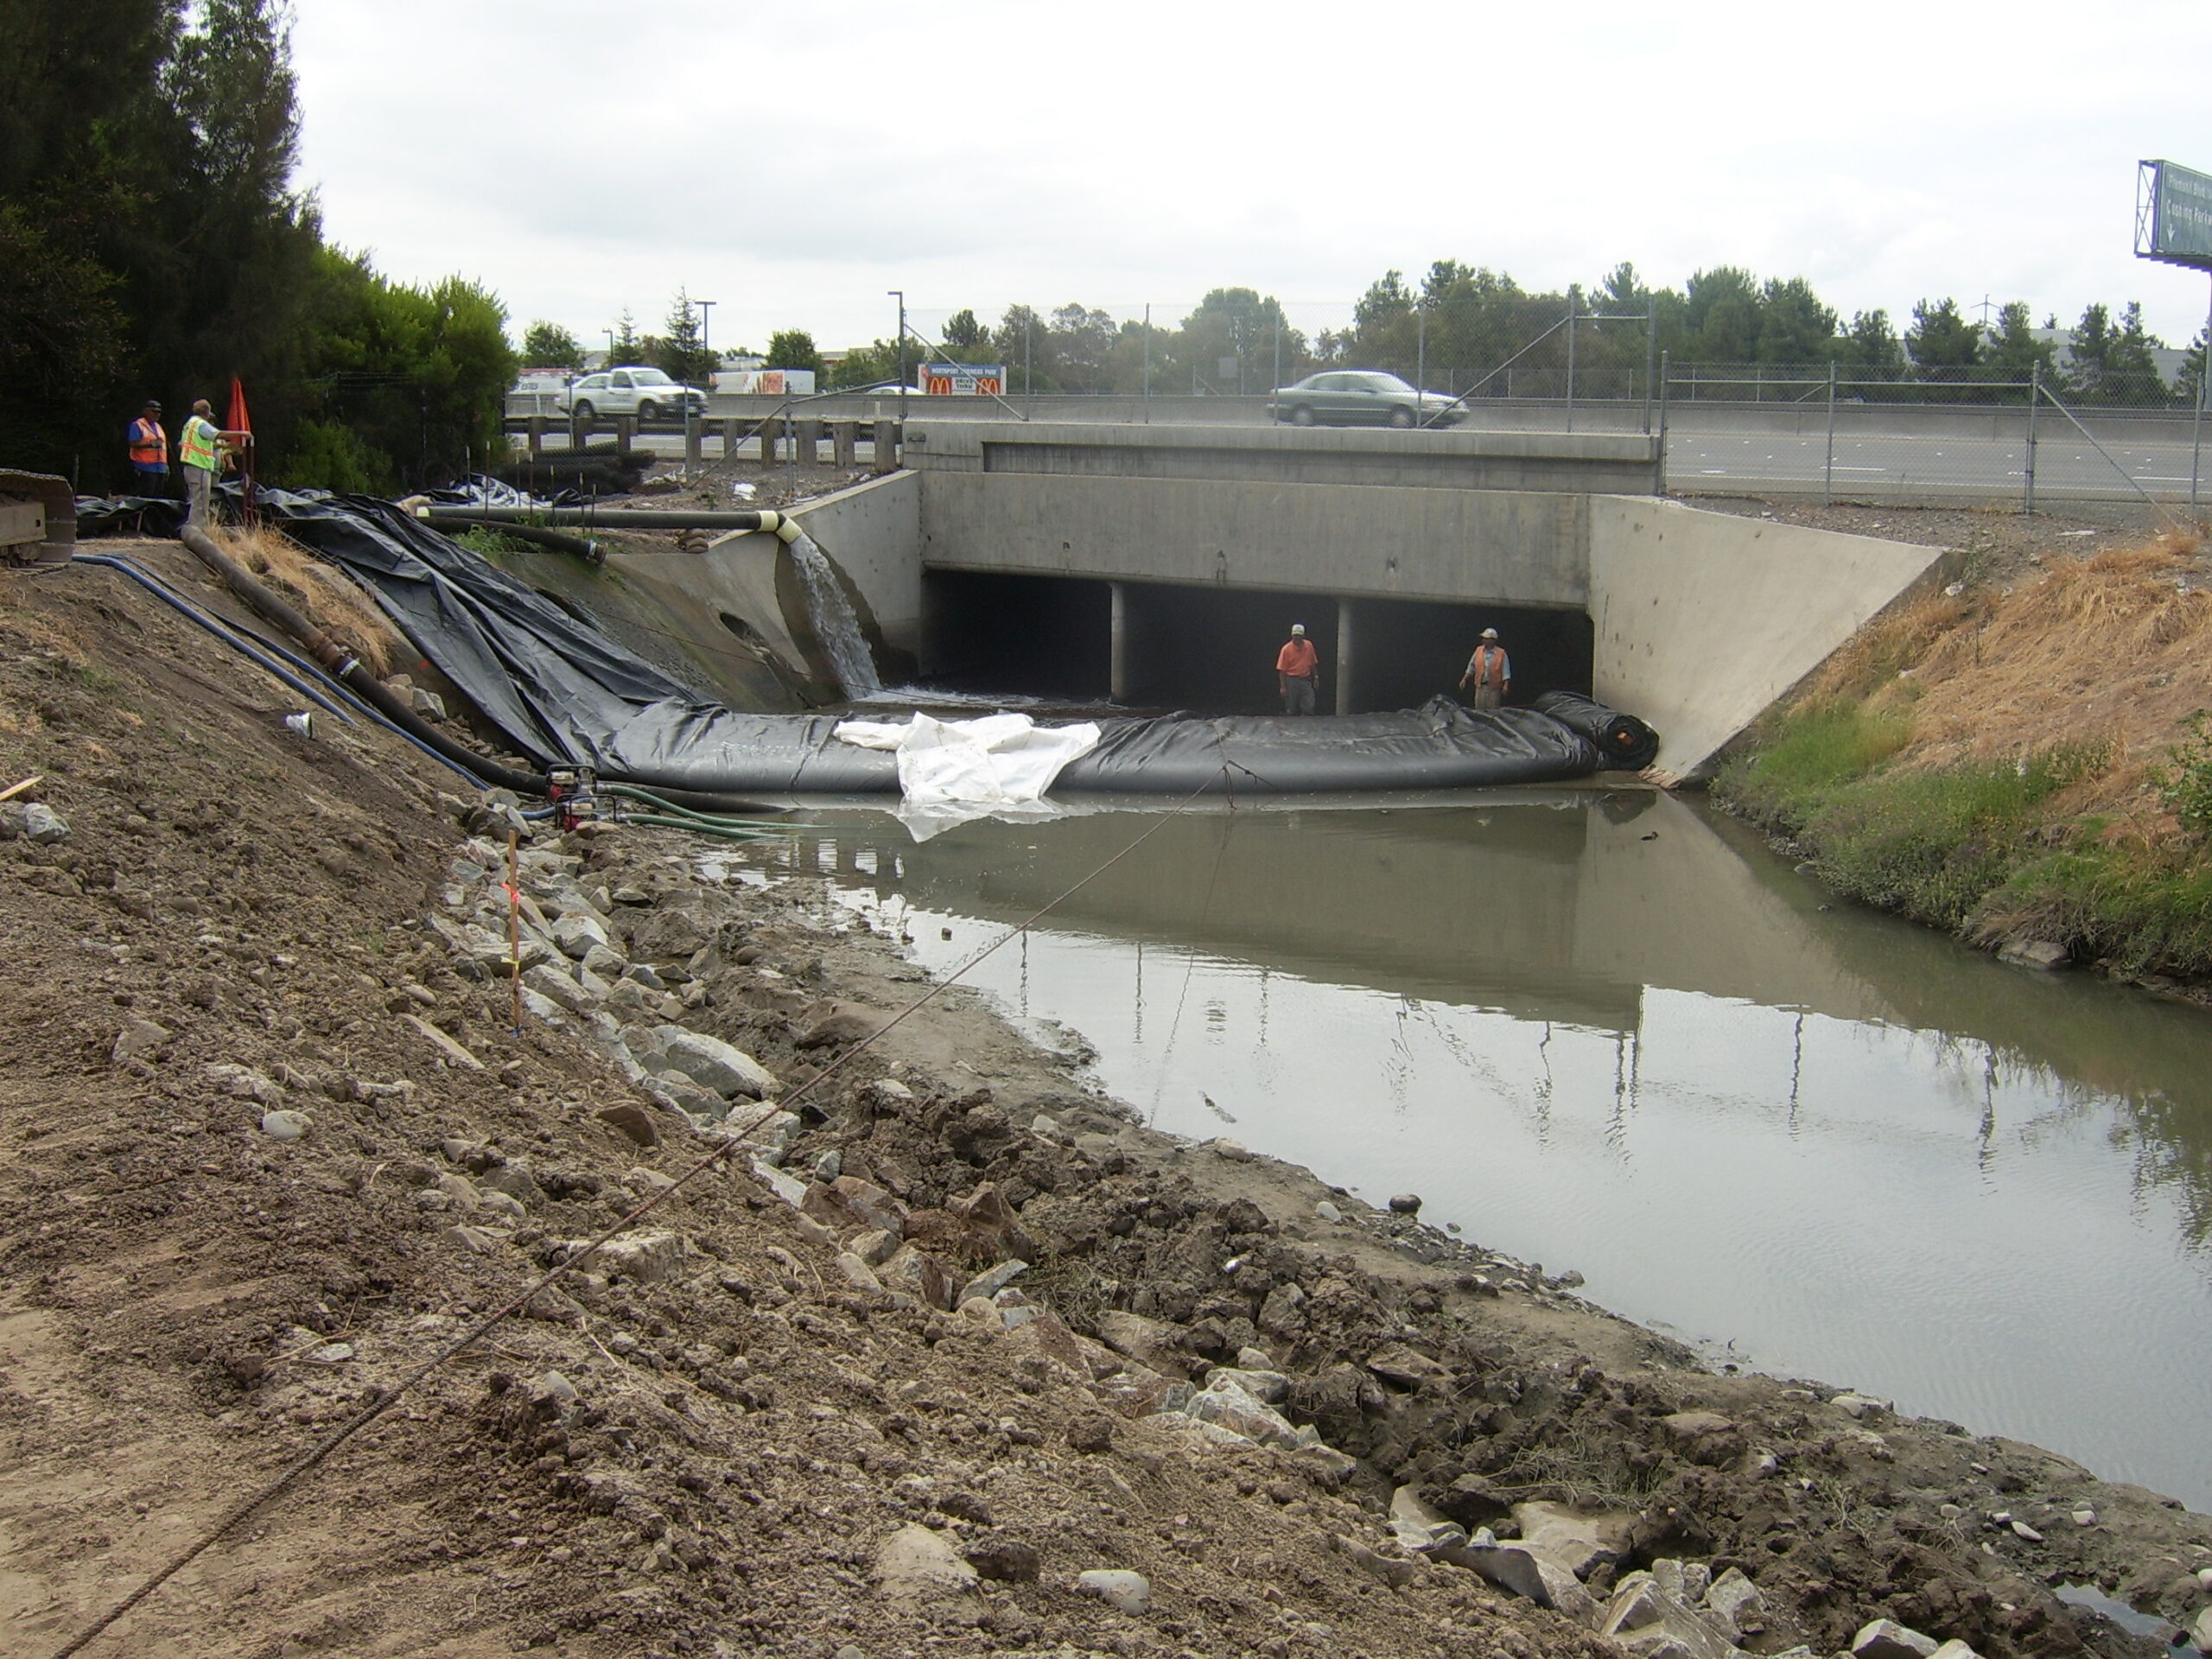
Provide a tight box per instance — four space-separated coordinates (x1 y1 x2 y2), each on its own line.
589 1230 689 1284
1258 1281 1307 1335
550 912 608 959
802 1175 909 1238
1366 1343 1451 1389
872 1523 977 1603
1179 1376 1301 1448
1440 1541 1596 1623
1853 1619 1942 1659
878 1244 957 1310
1510 1500 1634 1578
1703 1566 1767 1637
957 1259 1029 1306
1075 1569 1151 1617
1097 1311 1191 1377
626 904 713 961
797 1007 876 1049
1205 1364 1289 1404
650 1026 778 1100
1599 1573 1738 1659
111 1019 171 1064
1388 1192 1422 1214
1389 1484 1468 1554
1662 1409 1747 1465
594 1102 661 1147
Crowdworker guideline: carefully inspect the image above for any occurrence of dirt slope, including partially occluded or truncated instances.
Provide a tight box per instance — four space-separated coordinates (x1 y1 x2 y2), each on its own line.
3 541 2209 1659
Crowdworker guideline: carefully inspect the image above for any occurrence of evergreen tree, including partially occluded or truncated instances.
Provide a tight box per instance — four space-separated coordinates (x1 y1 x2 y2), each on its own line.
939 308 988 353
1981 301 2056 387
1755 276 1838 364
608 309 642 365
1838 310 1907 378
1905 299 1980 374
653 289 716 386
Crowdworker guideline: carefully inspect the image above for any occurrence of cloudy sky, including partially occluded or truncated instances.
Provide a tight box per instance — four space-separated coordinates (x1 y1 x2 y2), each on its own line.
290 0 2212 355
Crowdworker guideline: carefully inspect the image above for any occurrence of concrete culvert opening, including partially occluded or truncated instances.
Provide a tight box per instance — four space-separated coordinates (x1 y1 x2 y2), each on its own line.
922 570 1592 715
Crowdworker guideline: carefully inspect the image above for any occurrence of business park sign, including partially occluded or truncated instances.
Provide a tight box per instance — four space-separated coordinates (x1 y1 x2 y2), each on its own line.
2137 159 2212 270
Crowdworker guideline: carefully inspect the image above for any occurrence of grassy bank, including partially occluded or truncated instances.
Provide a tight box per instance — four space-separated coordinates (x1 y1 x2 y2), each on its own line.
1714 535 2212 982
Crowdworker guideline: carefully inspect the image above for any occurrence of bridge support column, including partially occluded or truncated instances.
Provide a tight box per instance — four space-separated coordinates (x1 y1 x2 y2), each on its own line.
722 418 742 461
526 416 544 459
614 416 636 454
759 417 779 465
1335 598 1357 715
830 420 858 467
796 417 822 468
872 415 899 473
1109 582 1132 702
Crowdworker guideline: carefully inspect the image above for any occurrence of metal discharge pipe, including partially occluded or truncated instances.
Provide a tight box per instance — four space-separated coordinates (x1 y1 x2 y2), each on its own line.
415 505 804 539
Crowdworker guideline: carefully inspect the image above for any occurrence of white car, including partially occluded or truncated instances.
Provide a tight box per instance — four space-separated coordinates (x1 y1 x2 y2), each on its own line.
560 366 708 423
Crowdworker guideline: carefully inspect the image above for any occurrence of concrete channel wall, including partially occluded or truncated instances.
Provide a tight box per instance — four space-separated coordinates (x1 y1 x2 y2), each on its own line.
708 423 1943 778
1586 499 1944 779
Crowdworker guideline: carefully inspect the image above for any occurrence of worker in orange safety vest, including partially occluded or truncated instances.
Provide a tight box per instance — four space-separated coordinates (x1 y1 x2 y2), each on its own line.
127 401 170 494
1275 622 1319 715
1459 626 1511 710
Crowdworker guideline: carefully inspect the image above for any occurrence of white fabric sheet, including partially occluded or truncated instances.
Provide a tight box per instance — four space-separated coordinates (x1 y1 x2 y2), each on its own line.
833 712 1102 840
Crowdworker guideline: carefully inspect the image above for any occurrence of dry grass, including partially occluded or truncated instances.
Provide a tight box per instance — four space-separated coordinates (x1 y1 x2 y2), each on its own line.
1896 532 2211 823
218 526 404 676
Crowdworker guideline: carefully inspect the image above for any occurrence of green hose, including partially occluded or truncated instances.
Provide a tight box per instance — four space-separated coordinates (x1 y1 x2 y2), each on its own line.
616 811 780 842
601 782 791 832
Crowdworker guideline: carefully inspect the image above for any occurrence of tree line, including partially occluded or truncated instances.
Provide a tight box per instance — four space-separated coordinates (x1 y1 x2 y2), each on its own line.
1 0 513 493
540 267 2204 410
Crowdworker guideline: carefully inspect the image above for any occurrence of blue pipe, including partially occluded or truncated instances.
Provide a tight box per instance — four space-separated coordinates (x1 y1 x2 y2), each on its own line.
72 553 488 792
73 554 355 721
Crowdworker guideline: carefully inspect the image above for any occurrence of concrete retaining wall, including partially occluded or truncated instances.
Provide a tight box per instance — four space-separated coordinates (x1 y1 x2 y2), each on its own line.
787 471 923 658
910 420 1659 494
921 471 1590 608
1587 497 1943 779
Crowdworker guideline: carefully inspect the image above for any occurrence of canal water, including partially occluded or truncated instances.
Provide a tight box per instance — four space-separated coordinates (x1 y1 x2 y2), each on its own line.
763 790 2212 1511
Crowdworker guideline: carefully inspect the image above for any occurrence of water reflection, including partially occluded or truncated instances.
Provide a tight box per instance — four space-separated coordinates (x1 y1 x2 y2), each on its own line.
765 793 2212 1510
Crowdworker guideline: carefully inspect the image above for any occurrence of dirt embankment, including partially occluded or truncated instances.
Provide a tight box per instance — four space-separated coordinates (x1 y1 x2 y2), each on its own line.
1714 529 2212 987
3 542 2210 1659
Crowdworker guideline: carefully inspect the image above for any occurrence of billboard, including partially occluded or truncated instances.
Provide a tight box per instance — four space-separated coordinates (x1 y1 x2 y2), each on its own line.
711 369 817 396
2137 159 2212 270
921 362 1004 397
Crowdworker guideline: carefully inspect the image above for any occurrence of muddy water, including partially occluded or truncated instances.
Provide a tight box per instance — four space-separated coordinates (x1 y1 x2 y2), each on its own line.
775 791 2212 1510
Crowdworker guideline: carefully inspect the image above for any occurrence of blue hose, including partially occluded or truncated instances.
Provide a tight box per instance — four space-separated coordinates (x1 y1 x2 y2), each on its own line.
73 554 356 721
72 552 488 793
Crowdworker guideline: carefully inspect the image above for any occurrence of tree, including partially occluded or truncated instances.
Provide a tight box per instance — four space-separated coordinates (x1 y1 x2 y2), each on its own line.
608 308 642 365
1173 288 1302 396
653 289 716 386
1046 303 1119 393
1681 268 1761 361
1904 298 1980 373
520 321 584 371
764 329 822 375
1838 309 1907 378
1755 276 1837 364
1981 301 2056 387
940 308 988 353
826 338 906 391
2179 324 2209 410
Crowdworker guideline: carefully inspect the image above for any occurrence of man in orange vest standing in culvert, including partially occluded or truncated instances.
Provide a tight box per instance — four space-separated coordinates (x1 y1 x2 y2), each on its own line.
1459 626 1510 709
1275 622 1319 715
126 400 169 496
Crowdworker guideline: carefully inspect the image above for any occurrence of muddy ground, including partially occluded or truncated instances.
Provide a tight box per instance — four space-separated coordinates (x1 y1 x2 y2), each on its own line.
3 540 2211 1659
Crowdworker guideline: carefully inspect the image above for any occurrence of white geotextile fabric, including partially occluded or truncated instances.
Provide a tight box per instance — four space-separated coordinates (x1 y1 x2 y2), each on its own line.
833 712 1102 840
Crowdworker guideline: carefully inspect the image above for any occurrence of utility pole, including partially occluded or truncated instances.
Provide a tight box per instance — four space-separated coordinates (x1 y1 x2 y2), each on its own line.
1415 302 1426 399
1143 304 1152 424
696 300 715 372
888 289 906 429
2193 274 2210 514
1565 285 1579 433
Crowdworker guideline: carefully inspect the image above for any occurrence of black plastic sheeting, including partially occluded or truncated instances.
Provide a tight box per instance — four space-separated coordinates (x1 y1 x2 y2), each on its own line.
1531 690 1661 772
78 487 1656 794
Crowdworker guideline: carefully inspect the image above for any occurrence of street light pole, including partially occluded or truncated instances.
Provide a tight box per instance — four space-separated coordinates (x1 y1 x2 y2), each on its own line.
888 289 906 429
696 300 716 372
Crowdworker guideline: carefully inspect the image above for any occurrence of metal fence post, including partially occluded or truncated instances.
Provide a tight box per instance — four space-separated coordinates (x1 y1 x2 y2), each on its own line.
2192 277 2209 516
1824 359 1838 505
1656 349 1670 495
2024 363 2039 517
1643 309 1656 435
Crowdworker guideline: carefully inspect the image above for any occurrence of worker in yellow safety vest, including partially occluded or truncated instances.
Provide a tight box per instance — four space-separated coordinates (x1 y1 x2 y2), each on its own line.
127 401 170 494
178 398 250 530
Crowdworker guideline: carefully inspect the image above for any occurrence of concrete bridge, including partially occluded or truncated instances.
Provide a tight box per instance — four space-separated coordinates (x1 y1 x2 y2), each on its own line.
689 421 1945 779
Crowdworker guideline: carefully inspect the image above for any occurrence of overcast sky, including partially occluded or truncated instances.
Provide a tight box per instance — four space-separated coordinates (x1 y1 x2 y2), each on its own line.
290 0 2212 357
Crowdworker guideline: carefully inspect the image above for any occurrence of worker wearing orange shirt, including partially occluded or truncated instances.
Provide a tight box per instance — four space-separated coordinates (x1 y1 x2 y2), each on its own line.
1275 622 1319 715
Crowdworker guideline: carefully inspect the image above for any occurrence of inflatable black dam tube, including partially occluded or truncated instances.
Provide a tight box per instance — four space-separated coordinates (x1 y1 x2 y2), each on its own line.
113 488 1652 797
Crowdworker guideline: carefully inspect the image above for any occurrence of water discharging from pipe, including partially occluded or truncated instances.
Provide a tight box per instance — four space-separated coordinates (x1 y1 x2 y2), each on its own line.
789 530 880 697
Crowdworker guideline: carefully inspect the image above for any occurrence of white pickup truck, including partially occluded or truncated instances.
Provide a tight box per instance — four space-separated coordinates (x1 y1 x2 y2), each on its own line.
558 366 708 423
